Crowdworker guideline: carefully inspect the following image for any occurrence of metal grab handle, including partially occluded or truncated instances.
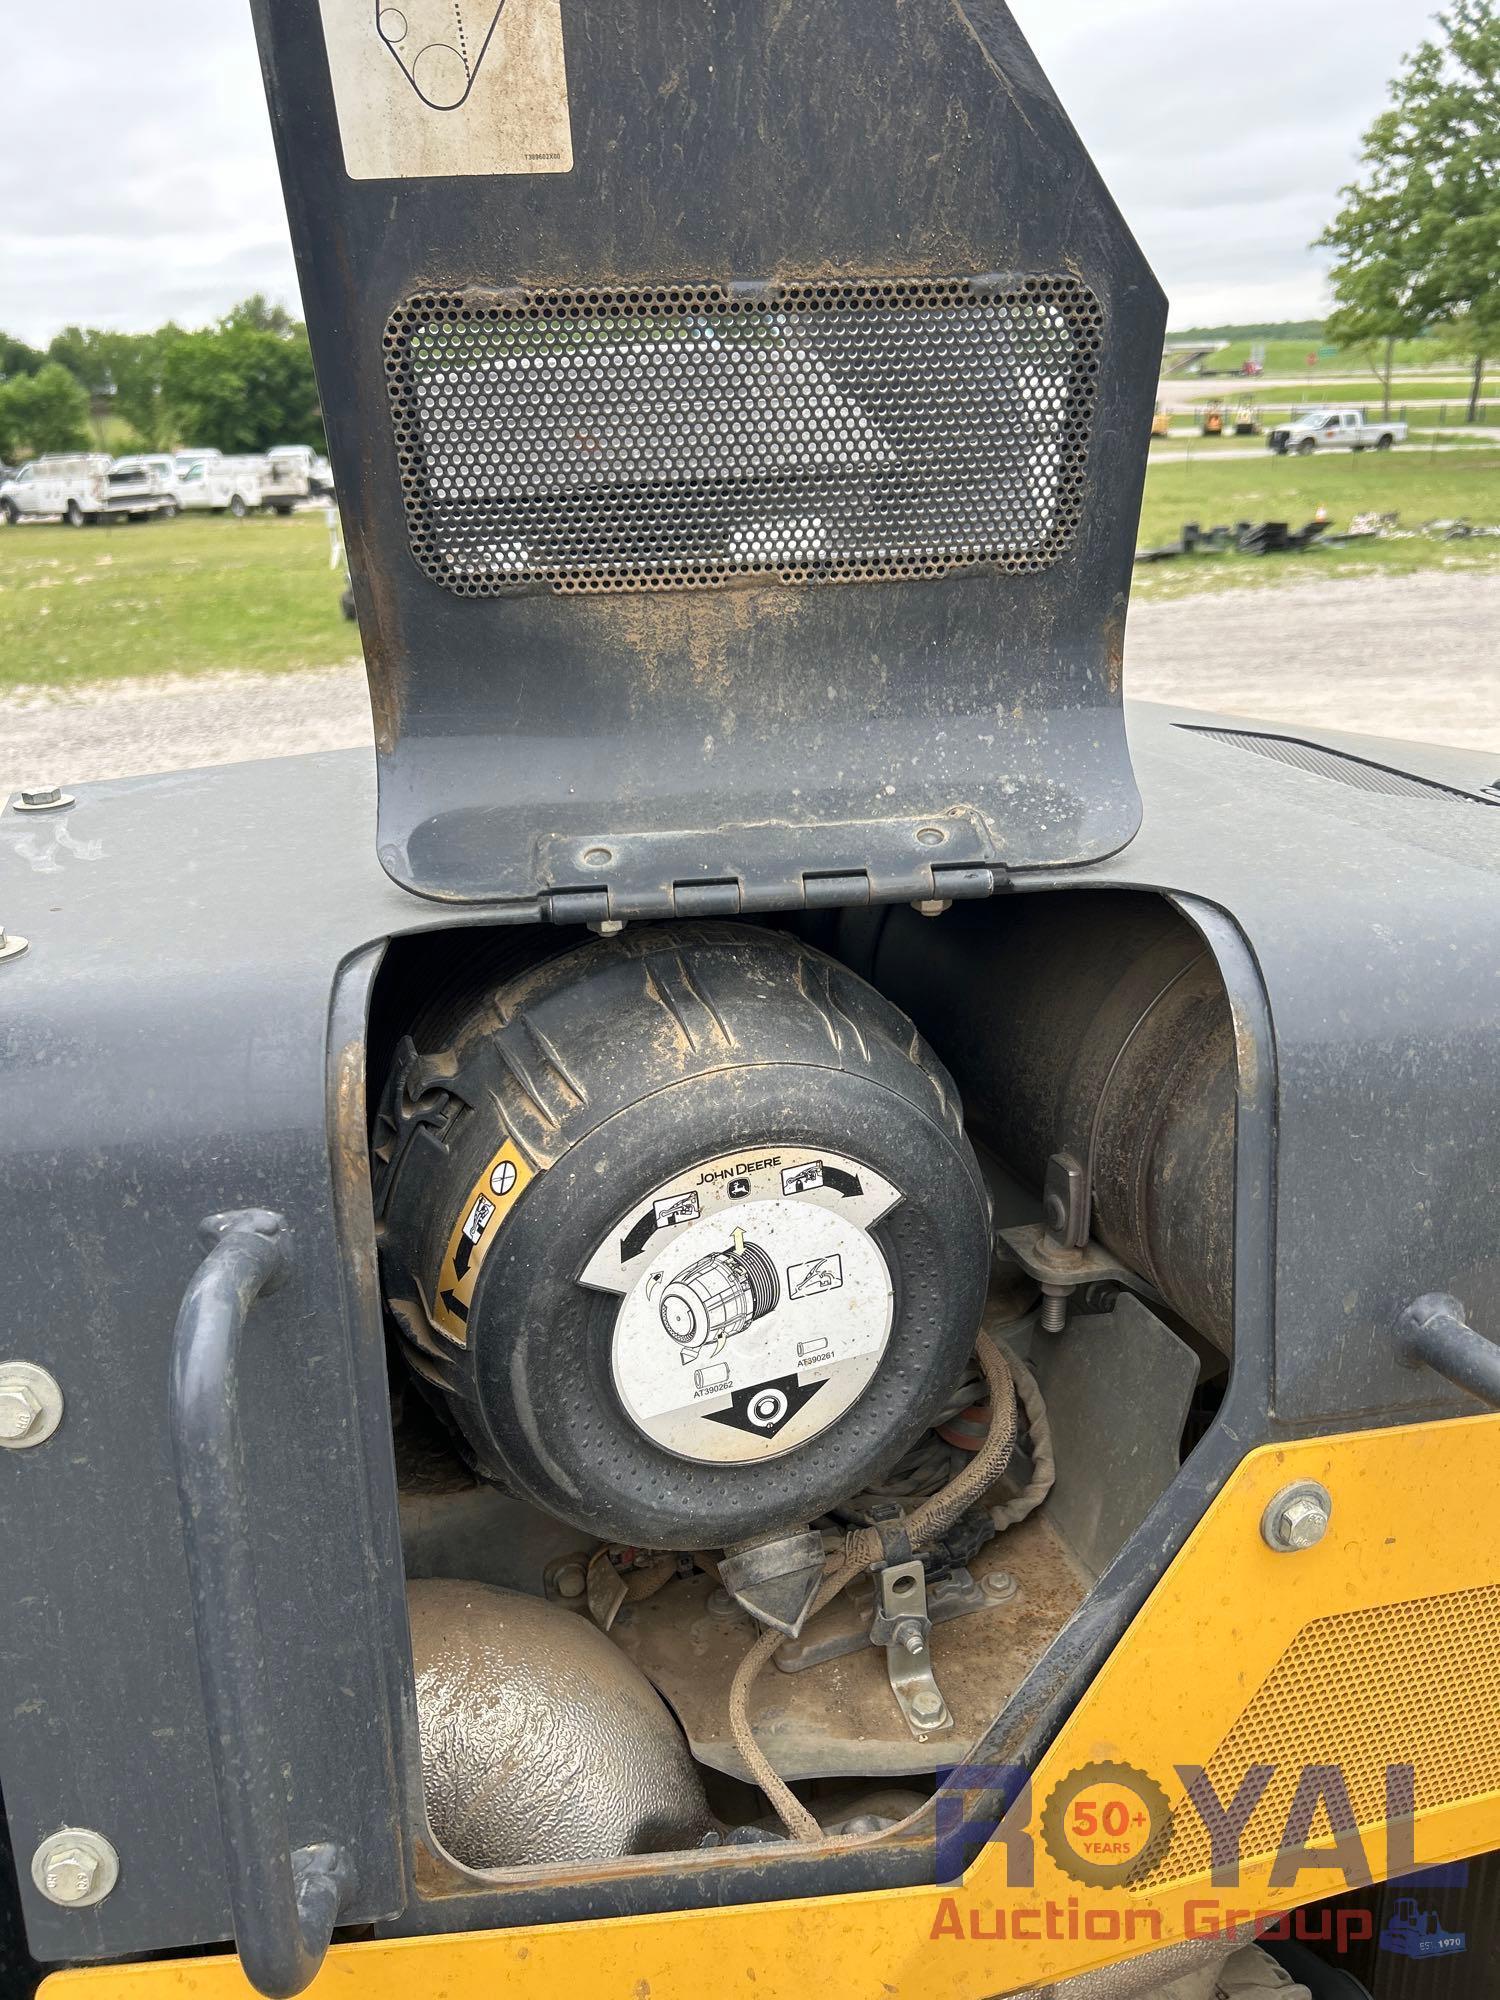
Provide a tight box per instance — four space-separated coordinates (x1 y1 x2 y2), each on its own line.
169 1209 355 1998
1399 1293 1500 1409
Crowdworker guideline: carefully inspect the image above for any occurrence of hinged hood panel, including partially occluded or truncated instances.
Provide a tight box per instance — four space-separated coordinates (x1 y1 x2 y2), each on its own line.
252 0 1164 908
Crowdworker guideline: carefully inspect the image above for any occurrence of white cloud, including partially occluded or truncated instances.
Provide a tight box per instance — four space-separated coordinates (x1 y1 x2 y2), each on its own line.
0 0 1435 343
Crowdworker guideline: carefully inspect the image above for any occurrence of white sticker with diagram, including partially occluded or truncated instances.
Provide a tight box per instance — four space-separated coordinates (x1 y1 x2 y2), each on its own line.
581 1146 902 1465
317 0 573 180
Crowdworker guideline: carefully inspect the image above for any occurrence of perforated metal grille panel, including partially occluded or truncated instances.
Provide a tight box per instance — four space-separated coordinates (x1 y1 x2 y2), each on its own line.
1185 726 1500 807
384 277 1103 595
1140 1586 1500 1886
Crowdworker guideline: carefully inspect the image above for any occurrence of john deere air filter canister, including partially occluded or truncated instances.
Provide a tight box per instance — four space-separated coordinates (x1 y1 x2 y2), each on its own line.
375 924 991 1550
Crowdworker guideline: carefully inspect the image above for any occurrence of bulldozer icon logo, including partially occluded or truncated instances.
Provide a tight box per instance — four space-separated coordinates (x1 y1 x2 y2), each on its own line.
1379 1900 1466 1958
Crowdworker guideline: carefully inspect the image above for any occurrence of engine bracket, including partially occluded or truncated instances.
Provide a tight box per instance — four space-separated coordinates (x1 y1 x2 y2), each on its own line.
869 1561 954 1738
773 1563 1011 1674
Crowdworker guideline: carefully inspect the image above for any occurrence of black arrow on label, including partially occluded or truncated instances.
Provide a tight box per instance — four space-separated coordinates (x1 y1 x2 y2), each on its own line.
439 1290 470 1326
703 1374 829 1442
820 1167 864 1198
619 1211 659 1263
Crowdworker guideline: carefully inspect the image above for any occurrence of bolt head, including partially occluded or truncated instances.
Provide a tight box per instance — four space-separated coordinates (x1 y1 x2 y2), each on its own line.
31 1829 118 1909
981 1570 1018 1603
554 1561 588 1600
913 899 953 919
1278 1497 1331 1549
44 1850 98 1903
1262 1481 1332 1553
0 1385 40 1441
0 1364 62 1449
21 787 61 808
910 1689 944 1722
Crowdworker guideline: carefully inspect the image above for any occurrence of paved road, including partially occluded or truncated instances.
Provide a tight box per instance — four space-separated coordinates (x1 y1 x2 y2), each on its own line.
3 570 1499 802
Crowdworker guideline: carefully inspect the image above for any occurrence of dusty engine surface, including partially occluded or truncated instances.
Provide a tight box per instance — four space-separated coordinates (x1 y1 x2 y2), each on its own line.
374 923 993 1550
370 897 1229 1875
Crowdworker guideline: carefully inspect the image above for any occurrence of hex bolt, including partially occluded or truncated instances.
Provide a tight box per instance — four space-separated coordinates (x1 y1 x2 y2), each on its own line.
893 1621 926 1657
31 1829 119 1910
0 1364 62 1450
912 899 953 919
589 918 625 937
1261 1481 1333 1554
0 1385 41 1443
554 1561 588 1600
981 1570 1018 1604
910 1688 944 1724
13 786 74 814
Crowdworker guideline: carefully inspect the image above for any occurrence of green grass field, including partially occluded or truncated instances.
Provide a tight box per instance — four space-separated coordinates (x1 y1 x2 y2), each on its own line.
1133 446 1500 599
0 513 354 690
3 448 1499 689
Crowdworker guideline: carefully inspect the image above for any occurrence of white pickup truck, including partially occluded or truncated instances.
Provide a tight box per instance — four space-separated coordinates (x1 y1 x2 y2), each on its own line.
175 452 266 517
1267 407 1408 456
0 453 176 525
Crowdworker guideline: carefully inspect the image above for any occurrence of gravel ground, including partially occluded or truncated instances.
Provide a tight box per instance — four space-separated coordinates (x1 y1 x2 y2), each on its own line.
3 569 1499 798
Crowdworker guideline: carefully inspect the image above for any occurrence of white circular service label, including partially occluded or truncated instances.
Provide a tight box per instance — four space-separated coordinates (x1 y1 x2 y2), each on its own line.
580 1146 902 1465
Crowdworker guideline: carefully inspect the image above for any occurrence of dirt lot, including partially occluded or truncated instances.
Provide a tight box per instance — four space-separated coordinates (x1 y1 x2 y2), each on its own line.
2 569 1498 799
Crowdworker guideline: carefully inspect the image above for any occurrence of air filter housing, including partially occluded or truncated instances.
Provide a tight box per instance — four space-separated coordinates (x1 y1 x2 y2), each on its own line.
374 925 992 1549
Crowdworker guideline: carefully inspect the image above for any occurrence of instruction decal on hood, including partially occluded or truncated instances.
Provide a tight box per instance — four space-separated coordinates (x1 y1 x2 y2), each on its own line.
318 0 572 179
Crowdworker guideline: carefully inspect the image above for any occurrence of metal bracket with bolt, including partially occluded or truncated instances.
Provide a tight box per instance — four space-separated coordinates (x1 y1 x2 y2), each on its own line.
869 1560 953 1736
0 1363 63 1450
998 1221 1137 1333
774 1562 1016 1673
31 1829 119 1910
1261 1481 1332 1553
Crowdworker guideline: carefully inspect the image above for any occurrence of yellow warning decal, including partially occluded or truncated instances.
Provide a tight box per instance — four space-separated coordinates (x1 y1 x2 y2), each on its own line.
431 1140 535 1345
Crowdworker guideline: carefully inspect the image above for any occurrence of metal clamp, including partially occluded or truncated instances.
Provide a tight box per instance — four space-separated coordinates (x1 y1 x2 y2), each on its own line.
1399 1294 1500 1409
998 1221 1138 1332
169 1209 354 1998
869 1561 953 1737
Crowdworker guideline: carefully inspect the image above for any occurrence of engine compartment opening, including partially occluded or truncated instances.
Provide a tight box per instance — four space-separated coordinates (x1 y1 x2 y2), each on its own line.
364 890 1238 1876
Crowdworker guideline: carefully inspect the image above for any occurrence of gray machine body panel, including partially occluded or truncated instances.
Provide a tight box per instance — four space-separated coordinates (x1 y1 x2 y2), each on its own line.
253 0 1164 905
3 703 1498 1960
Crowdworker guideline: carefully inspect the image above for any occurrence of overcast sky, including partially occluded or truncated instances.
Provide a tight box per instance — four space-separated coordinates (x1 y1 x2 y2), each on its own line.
1 1 1431 345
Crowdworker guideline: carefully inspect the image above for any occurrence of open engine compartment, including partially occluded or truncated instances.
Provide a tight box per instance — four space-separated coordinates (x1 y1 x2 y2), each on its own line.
365 890 1235 1877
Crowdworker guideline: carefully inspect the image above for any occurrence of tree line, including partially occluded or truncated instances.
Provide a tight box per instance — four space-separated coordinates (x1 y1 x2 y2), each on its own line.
1320 0 1500 418
0 297 325 464
5 5 1495 464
